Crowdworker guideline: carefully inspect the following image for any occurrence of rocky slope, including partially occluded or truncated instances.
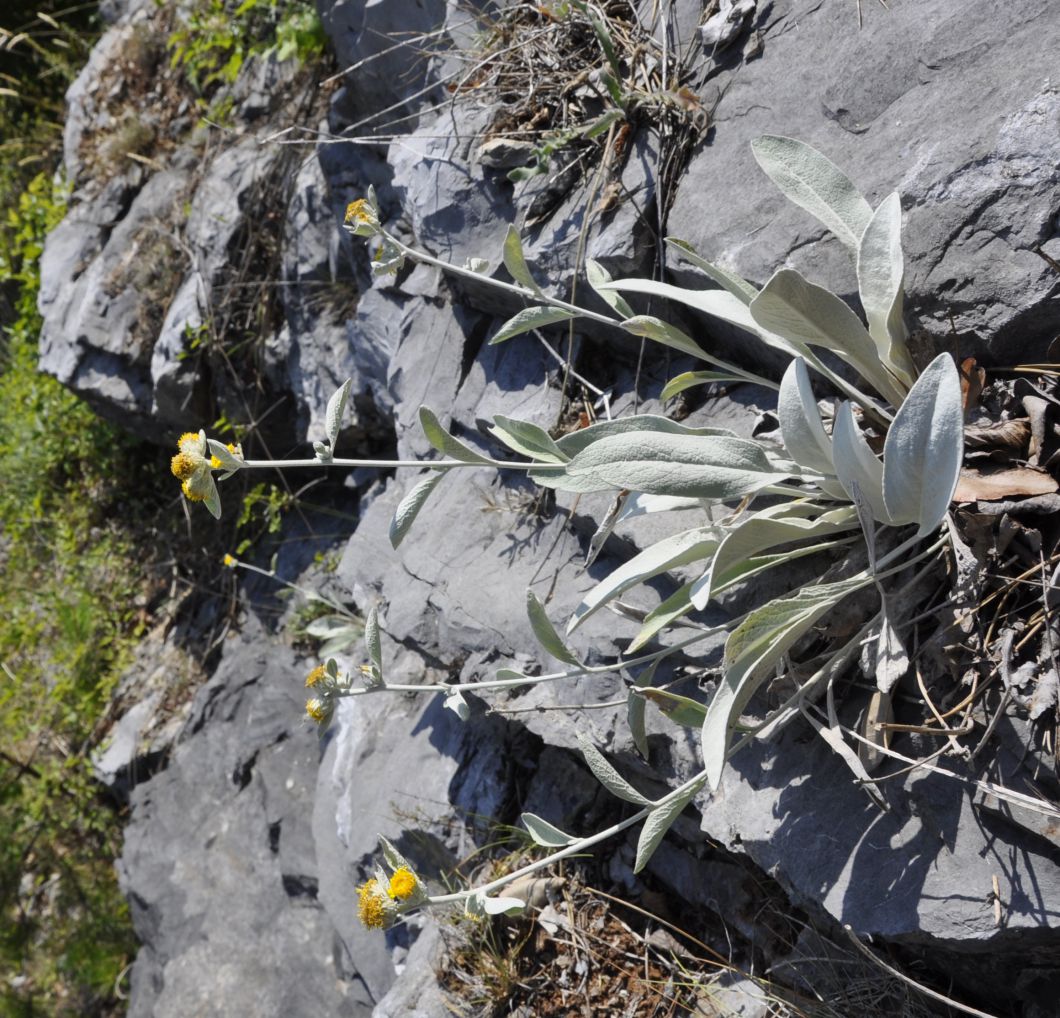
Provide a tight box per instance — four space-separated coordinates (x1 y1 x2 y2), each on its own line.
40 0 1060 1015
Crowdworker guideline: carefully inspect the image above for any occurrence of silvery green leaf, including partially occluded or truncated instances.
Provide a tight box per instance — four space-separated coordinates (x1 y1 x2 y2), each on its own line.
479 893 527 916
389 472 446 549
202 477 222 519
615 492 704 524
692 502 857 609
636 686 707 728
490 306 576 345
378 834 412 872
586 259 635 318
568 527 719 633
750 135 873 251
325 378 352 451
661 370 748 401
634 781 703 873
495 668 528 681
626 663 656 758
777 358 834 474
526 590 580 665
577 734 652 806
304 615 354 638
520 813 577 848
881 353 963 535
627 585 694 653
418 406 494 465
564 432 790 500
556 415 738 455
665 237 759 304
207 439 243 471
489 415 568 464
703 573 869 788
876 599 908 694
601 276 803 359
832 402 890 523
502 225 543 295
750 269 906 406
585 491 627 568
444 689 470 721
848 479 877 572
364 606 383 675
621 315 706 359
857 192 915 386
314 440 331 463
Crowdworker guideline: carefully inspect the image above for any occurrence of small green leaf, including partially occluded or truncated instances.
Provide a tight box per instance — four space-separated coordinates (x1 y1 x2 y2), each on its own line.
621 315 706 359
364 606 383 676
777 358 835 475
418 407 494 464
325 378 352 450
489 415 569 464
521 812 577 848
832 402 889 524
502 226 543 294
627 663 657 758
585 259 635 319
661 370 747 402
637 686 708 728
490 306 575 345
526 589 580 665
577 734 652 806
634 781 703 873
665 237 760 304
389 472 446 549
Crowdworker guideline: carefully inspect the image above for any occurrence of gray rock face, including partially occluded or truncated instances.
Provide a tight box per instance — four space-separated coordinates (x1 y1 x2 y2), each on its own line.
668 0 1060 363
46 0 1060 1014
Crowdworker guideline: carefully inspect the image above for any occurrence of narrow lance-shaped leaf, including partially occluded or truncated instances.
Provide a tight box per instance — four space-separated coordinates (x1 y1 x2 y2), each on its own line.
564 431 790 500
419 406 494 464
665 237 759 305
832 402 890 524
364 606 383 677
857 192 915 386
585 258 635 318
749 268 907 407
521 812 577 848
634 781 703 873
882 353 963 535
626 662 657 758
751 135 873 251
490 306 575 345
568 527 719 634
502 225 544 295
389 471 446 549
526 589 580 665
875 596 909 694
702 574 870 788
777 357 834 474
489 415 568 464
621 315 707 359
325 377 352 450
638 687 707 728
577 733 652 806
662 370 750 401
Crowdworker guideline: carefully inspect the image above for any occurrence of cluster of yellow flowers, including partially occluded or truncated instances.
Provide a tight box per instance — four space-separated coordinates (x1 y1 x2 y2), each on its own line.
169 431 243 519
356 866 424 930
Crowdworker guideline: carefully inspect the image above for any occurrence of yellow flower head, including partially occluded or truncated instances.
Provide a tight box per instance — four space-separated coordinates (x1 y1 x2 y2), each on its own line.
172 430 221 517
305 697 327 723
171 452 197 481
345 199 373 225
210 442 240 469
387 866 418 901
357 879 398 929
305 665 326 688
222 553 237 568
181 478 205 502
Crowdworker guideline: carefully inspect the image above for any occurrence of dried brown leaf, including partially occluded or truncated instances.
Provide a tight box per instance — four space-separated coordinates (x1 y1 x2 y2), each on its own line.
963 418 1030 455
953 466 1058 503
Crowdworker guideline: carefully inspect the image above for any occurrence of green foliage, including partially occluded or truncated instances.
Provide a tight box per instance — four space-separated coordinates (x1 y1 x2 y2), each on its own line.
0 152 156 1017
166 0 326 95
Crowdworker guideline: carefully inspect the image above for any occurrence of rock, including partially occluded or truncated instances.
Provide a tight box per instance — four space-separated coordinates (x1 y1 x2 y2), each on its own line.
667 0 1060 364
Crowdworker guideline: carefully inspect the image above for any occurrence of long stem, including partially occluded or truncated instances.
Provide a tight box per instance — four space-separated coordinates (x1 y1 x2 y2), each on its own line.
237 457 567 473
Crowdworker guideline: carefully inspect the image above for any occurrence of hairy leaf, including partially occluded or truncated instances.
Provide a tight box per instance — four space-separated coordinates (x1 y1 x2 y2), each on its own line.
585 258 635 318
502 225 543 294
490 306 575 345
832 402 889 523
564 432 789 499
578 734 652 806
527 589 580 665
777 358 834 474
634 781 703 873
325 377 352 450
489 415 568 464
882 353 963 535
666 237 759 304
389 471 446 549
751 135 872 251
568 527 719 634
857 193 915 386
419 406 494 464
521 812 577 848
